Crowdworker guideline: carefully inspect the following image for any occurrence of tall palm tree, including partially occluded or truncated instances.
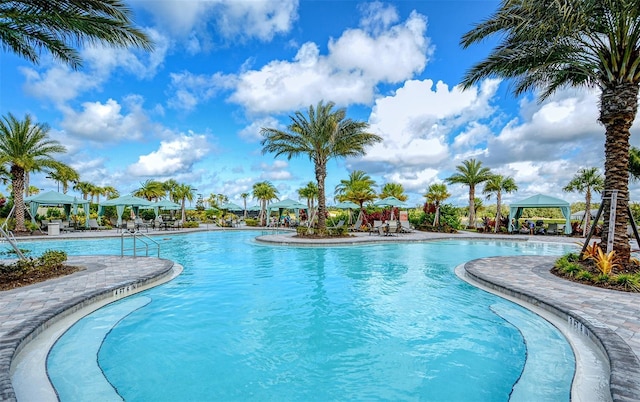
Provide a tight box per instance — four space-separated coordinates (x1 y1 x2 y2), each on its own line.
461 0 640 263
89 185 103 204
261 101 382 235
173 183 195 223
240 192 250 218
564 167 605 236
0 0 153 69
0 113 68 232
134 180 164 201
445 159 492 229
483 174 518 233
379 182 408 201
298 181 319 212
252 181 279 225
102 185 119 200
47 165 79 193
424 183 451 226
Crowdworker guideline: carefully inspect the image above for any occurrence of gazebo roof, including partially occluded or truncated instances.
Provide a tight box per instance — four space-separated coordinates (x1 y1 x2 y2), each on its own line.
510 194 569 208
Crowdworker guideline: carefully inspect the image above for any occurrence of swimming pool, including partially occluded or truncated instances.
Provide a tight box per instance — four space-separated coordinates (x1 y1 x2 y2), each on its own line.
19 232 575 401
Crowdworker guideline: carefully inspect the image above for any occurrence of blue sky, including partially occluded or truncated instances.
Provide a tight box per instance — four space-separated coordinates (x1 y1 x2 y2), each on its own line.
3 0 639 208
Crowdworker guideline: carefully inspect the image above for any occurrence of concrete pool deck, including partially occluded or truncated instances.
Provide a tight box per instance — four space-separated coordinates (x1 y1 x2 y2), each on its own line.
0 227 638 401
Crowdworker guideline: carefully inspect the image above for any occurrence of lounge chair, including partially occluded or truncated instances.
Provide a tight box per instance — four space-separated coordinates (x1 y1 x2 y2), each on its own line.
400 220 413 233
349 217 363 232
369 220 382 235
88 218 107 230
328 219 345 234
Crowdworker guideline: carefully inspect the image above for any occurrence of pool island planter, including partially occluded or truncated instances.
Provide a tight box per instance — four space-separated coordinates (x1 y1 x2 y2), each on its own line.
464 255 640 402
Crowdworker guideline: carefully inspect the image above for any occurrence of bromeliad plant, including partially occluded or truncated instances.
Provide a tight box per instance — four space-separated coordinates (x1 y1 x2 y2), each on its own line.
581 242 619 275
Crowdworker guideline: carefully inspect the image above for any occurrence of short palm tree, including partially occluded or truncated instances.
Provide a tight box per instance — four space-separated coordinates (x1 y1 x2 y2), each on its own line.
461 0 640 263
445 159 492 229
252 181 279 225
298 181 318 212
102 185 119 200
174 183 195 223
240 192 250 218
163 179 179 202
379 183 408 202
73 181 94 201
424 183 451 226
563 167 604 236
261 101 382 235
0 0 153 69
335 170 377 219
0 113 68 232
483 175 518 233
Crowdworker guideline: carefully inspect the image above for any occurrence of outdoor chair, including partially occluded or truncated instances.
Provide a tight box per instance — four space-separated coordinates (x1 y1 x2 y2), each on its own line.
349 217 363 232
400 220 413 233
546 223 559 235
88 218 107 230
369 220 382 236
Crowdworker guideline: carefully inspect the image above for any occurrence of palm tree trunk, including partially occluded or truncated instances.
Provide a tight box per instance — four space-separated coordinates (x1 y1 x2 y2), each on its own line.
599 82 639 266
315 162 327 234
584 190 592 237
495 192 502 233
12 165 26 232
468 186 476 229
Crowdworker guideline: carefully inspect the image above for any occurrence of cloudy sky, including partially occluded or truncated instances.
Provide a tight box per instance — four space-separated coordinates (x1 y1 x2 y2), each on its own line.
3 0 639 208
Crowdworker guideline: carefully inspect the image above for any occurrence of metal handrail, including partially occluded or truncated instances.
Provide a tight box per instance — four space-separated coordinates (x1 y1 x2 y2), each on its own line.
0 225 25 260
120 229 160 258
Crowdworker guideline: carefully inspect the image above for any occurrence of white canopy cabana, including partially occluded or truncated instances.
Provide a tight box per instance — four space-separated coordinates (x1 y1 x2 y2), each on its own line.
508 194 571 234
25 191 90 229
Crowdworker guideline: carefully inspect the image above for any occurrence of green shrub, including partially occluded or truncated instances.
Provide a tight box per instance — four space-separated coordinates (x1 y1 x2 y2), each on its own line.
595 273 610 283
38 250 67 267
245 218 259 226
182 221 199 228
613 274 640 292
555 254 582 276
575 270 593 281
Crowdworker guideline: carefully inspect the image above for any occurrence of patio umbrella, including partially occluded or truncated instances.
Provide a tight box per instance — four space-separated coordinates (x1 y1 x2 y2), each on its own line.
374 196 407 220
99 194 153 226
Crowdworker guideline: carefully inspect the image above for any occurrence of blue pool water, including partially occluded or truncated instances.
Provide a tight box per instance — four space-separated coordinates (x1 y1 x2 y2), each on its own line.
18 232 576 401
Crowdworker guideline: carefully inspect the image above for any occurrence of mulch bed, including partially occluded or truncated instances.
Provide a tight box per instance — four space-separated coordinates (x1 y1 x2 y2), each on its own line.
0 265 83 291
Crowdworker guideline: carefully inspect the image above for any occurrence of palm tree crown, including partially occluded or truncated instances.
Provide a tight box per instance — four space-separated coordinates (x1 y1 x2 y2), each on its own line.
461 0 640 262
0 0 154 69
0 113 69 231
261 101 382 235
482 174 518 233
563 167 604 236
445 158 492 228
424 183 451 226
252 181 279 225
379 183 408 202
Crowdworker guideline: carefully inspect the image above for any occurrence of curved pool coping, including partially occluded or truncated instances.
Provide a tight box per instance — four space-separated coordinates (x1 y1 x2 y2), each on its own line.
3 231 639 401
2 256 179 402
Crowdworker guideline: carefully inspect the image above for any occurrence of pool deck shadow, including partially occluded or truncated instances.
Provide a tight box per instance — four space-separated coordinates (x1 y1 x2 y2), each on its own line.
0 227 638 401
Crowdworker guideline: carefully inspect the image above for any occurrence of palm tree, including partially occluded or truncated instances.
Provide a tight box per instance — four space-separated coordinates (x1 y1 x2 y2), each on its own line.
424 183 450 226
564 167 605 237
379 182 408 201
335 170 377 217
0 0 153 69
173 183 195 223
73 181 94 200
483 175 518 233
134 180 164 201
102 185 119 200
163 179 179 201
47 165 79 193
298 181 319 212
445 159 492 229
252 181 279 225
461 0 640 263
240 192 250 218
261 101 382 235
0 113 68 232
89 185 102 204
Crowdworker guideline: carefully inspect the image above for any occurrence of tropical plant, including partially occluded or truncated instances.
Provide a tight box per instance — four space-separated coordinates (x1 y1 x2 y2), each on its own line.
0 0 153 69
594 248 619 276
134 180 165 201
73 181 95 200
102 186 119 200
335 170 377 217
240 192 250 218
47 165 79 193
630 147 640 181
261 101 382 235
298 181 318 211
483 174 518 233
173 183 195 223
163 179 179 202
564 167 604 236
252 181 279 225
613 273 640 292
425 183 451 226
581 242 601 260
0 113 68 232
445 159 492 228
379 183 407 201
461 0 640 264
